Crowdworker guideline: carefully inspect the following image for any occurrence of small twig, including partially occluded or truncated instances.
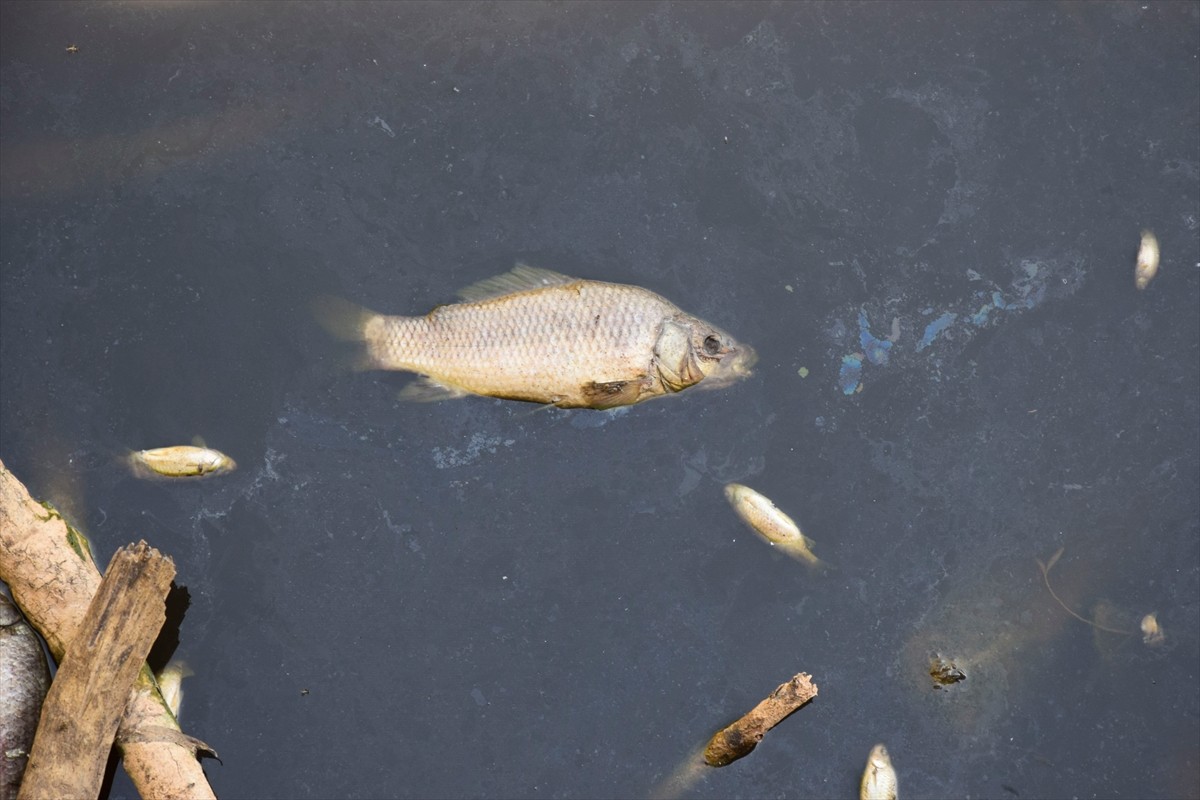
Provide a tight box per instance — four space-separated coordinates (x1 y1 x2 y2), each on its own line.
1037 547 1133 635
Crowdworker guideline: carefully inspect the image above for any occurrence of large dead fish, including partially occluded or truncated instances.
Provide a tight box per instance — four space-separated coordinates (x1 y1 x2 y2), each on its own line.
317 264 756 409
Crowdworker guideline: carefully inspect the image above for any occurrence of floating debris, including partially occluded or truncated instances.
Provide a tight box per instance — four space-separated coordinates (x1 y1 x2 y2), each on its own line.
1135 229 1159 290
368 115 396 138
1036 547 1134 635
860 743 899 800
1140 613 1165 647
929 655 967 688
703 673 818 767
888 317 901 343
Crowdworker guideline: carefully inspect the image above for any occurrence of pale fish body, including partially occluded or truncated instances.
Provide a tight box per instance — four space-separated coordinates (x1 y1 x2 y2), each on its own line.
1 594 50 800
128 446 236 479
156 659 194 719
319 265 756 409
1135 229 1159 290
723 483 823 568
860 744 898 800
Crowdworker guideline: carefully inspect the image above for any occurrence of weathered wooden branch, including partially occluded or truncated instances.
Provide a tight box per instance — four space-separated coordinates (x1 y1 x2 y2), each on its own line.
20 543 174 799
703 672 819 767
0 458 217 800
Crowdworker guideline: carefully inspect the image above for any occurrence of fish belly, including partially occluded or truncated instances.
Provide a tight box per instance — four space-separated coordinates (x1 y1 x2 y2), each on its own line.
365 282 672 405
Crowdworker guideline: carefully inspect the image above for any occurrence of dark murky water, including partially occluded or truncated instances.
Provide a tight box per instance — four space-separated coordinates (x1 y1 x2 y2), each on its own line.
2 2 1198 798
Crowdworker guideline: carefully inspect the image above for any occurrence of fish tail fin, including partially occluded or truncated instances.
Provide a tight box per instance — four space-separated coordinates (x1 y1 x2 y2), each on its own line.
311 295 384 371
312 294 377 341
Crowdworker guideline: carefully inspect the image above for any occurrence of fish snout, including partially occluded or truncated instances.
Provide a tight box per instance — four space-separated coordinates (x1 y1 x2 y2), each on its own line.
725 343 757 378
737 343 758 372
699 342 757 389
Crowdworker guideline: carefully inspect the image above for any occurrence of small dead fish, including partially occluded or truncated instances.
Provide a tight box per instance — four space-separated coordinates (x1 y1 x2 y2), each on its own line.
723 483 823 568
156 659 194 719
1 594 51 800
1140 613 1165 647
1135 229 1159 290
315 264 756 409
128 446 236 479
860 743 898 800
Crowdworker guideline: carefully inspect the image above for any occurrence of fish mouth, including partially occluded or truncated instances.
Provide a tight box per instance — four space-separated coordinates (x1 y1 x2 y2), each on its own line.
736 344 759 372
701 343 757 388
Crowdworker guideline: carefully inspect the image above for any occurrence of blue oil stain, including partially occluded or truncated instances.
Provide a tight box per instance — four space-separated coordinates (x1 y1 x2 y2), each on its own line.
838 353 863 394
917 312 957 351
1009 260 1047 308
970 304 992 326
858 310 893 366
830 256 1075 406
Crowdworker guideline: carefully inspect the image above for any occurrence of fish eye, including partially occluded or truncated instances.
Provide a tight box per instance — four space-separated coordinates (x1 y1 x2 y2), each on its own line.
702 335 722 356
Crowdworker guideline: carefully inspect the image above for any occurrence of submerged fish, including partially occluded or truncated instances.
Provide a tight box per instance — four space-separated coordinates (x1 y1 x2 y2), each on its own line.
316 264 756 409
860 744 898 800
128 445 236 479
723 483 824 568
1 594 51 800
1135 229 1159 290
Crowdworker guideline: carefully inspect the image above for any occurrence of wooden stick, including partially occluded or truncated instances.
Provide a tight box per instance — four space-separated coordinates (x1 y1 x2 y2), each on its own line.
703 672 818 767
0 459 217 800
19 542 174 800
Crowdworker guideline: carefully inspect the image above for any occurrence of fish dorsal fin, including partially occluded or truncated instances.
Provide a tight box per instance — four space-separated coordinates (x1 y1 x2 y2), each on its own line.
191 435 207 448
457 263 577 302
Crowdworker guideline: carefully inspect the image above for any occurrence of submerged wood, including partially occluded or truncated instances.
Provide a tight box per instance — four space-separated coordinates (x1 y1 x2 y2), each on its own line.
20 542 174 800
0 459 217 800
703 672 818 767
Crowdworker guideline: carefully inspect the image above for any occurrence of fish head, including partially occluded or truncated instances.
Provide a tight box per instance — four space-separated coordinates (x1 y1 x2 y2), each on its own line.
654 315 757 393
198 449 237 475
723 483 746 504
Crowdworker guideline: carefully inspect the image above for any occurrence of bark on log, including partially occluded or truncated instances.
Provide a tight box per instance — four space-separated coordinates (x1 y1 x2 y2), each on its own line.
19 543 175 800
0 458 217 800
703 672 818 767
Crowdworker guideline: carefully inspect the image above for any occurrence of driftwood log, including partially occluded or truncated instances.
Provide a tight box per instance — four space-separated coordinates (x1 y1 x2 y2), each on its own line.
703 672 819 767
20 543 174 799
0 458 217 800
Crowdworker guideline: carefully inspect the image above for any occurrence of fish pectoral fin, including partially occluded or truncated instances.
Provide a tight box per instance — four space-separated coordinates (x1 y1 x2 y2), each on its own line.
397 377 471 402
457 263 577 302
581 379 645 410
